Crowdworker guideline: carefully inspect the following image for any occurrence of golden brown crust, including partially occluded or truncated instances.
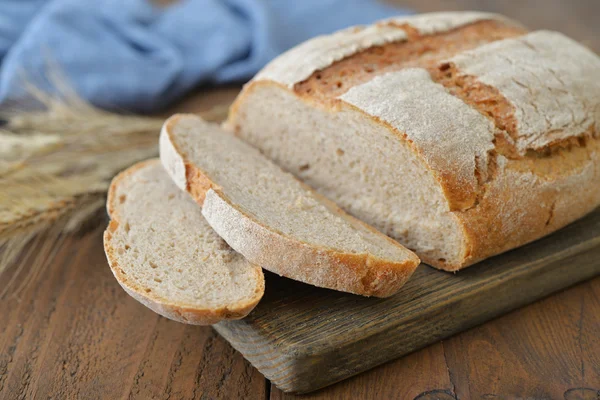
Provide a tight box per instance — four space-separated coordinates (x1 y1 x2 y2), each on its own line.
104 159 264 325
454 139 600 269
185 163 215 206
294 20 526 101
431 62 594 159
254 12 524 89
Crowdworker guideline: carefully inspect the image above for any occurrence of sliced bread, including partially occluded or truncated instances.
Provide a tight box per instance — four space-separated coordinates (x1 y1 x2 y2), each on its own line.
160 114 420 297
227 12 600 271
104 159 264 324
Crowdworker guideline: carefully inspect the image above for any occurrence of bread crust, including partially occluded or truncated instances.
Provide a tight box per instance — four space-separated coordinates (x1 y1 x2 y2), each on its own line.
104 159 265 325
160 115 420 297
454 146 600 269
254 12 519 88
228 14 600 271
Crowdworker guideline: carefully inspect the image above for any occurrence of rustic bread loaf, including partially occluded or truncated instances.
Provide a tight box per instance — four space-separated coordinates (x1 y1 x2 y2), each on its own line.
160 114 420 297
104 159 264 324
226 11 600 271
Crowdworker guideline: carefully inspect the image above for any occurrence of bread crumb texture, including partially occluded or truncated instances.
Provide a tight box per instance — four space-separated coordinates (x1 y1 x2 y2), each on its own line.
104 160 263 324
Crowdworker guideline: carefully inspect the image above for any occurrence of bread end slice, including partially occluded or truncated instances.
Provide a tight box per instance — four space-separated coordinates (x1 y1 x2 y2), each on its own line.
104 159 264 325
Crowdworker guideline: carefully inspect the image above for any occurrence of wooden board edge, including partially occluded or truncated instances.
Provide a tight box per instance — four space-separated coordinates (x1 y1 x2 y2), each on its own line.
215 243 600 393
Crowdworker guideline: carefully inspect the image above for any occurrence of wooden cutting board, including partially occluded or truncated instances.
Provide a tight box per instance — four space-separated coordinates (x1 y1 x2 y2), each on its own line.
215 209 600 394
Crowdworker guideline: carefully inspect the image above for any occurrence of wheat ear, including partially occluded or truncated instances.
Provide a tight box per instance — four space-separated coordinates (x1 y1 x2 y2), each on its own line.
0 82 229 297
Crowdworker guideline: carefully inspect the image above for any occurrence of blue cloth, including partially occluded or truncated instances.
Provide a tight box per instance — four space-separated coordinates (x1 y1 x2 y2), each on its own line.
0 0 409 112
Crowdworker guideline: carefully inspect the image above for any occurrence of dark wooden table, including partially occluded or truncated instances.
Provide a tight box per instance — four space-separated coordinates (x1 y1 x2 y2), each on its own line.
2 1 599 399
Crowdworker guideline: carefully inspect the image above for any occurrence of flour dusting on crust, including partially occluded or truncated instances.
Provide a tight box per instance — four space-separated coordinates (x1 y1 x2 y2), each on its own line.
254 12 519 88
339 68 496 209
447 30 600 154
255 24 407 88
386 11 518 35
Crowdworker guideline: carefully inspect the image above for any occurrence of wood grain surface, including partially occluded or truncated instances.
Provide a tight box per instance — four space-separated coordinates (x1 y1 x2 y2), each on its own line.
271 278 600 400
1 0 600 399
1 227 598 399
0 229 267 400
215 210 600 393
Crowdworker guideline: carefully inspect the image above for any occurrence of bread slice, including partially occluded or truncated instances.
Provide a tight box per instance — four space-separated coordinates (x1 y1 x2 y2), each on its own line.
104 159 264 325
160 114 420 297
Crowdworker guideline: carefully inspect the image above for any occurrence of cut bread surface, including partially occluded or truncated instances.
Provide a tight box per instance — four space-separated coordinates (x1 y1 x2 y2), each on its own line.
160 114 420 297
228 81 467 268
104 159 264 325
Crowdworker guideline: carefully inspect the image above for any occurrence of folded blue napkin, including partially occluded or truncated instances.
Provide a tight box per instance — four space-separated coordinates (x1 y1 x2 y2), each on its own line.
0 0 409 112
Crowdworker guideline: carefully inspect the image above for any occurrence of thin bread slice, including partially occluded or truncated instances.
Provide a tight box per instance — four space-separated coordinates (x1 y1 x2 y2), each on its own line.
104 159 264 324
160 114 420 297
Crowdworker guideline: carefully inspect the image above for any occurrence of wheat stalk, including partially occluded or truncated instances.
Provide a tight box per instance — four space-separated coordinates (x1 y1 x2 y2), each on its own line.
0 81 229 298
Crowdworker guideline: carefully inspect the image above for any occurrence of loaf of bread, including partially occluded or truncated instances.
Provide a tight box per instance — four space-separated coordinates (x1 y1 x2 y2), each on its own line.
226 11 600 271
104 160 264 324
160 114 420 297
